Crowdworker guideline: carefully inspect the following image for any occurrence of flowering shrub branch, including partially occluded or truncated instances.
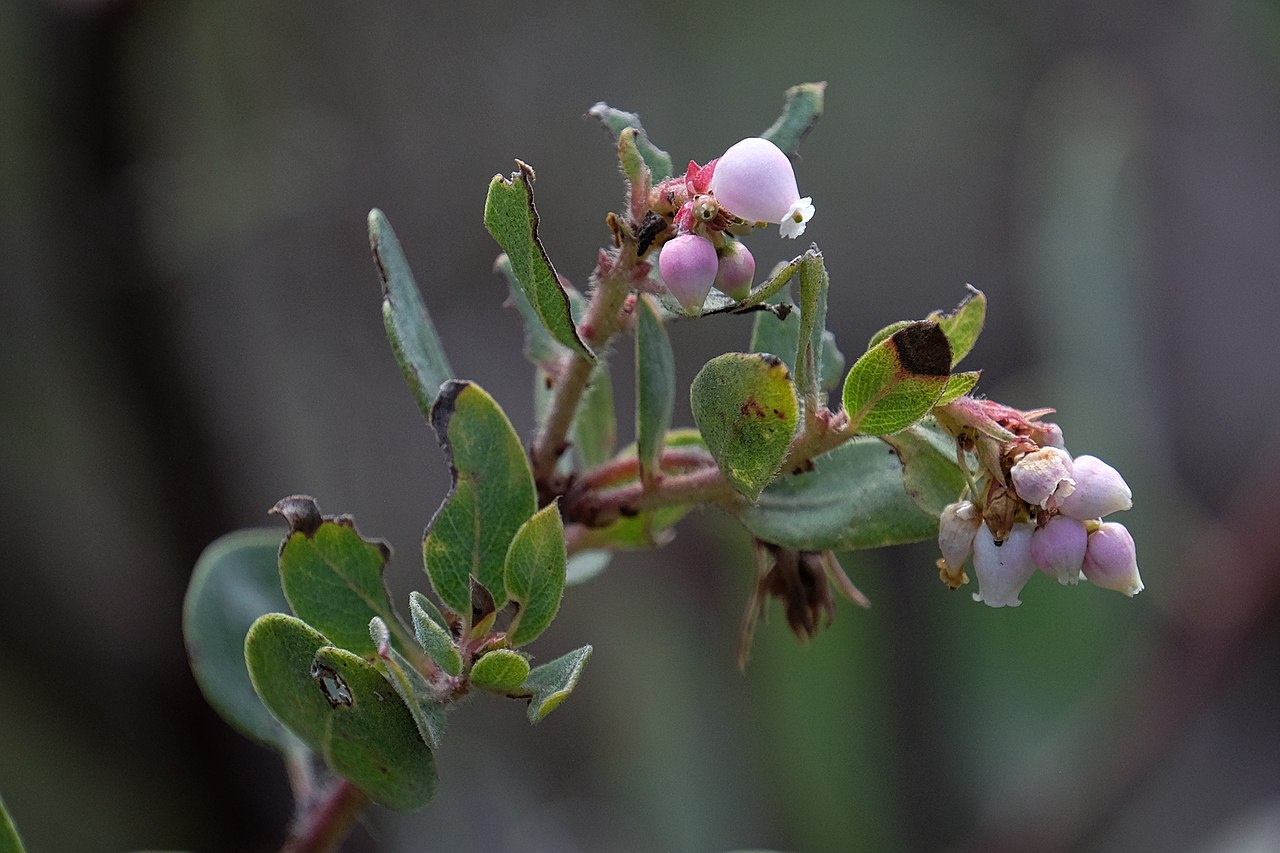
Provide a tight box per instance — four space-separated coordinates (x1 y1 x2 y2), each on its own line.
165 81 1142 852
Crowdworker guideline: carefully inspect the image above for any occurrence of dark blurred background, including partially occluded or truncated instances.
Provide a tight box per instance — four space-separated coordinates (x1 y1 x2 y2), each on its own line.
4 1 1280 851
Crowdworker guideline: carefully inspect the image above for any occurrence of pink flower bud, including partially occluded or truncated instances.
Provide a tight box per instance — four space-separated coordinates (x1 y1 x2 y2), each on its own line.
713 240 755 299
709 137 814 238
1057 455 1132 520
1032 421 1066 449
972 523 1037 608
657 234 718 311
1082 522 1143 596
1010 447 1075 510
1031 515 1087 585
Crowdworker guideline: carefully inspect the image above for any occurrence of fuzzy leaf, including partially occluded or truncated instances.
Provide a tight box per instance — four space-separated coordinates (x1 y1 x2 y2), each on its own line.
184 528 306 755
271 496 396 657
494 253 565 367
470 649 532 693
750 300 844 393
794 251 830 404
504 502 567 647
370 617 448 751
735 438 946 550
425 381 537 613
760 82 826 157
408 591 462 677
370 209 455 417
635 295 676 484
930 286 986 367
842 322 952 435
937 371 981 405
880 418 968 516
484 162 593 360
691 353 799 500
245 614 437 810
587 103 673 180
520 645 592 724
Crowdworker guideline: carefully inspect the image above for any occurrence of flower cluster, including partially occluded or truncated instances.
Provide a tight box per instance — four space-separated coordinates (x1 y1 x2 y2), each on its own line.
933 397 1141 608
651 137 814 311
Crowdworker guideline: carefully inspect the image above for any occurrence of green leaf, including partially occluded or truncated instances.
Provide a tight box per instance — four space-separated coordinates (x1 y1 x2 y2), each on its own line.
425 381 537 613
760 82 826 157
484 162 593 360
732 251 807 311
519 645 592 724
794 251 830 404
880 418 968 516
245 614 437 810
183 528 306 755
470 649 531 693
587 102 673 180
691 353 799 500
735 438 945 550
494 253 565 367
0 793 25 853
635 295 676 484
369 209 455 417
937 370 981 405
408 591 462 677
271 496 396 658
503 502 567 647
929 286 986 367
750 298 844 394
574 361 616 470
842 322 952 435
369 617 448 751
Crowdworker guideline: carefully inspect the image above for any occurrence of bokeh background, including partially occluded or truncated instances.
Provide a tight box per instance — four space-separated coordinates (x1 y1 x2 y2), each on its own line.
4 1 1280 850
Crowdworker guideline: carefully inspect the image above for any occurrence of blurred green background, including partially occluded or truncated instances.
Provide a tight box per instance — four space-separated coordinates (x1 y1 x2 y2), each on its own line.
4 0 1280 850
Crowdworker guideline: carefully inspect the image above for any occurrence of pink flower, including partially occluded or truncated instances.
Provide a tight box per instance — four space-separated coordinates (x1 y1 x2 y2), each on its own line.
1082 522 1143 596
972 523 1037 608
1030 515 1087 585
657 234 718 311
1058 455 1132 520
713 240 755 299
709 137 814 238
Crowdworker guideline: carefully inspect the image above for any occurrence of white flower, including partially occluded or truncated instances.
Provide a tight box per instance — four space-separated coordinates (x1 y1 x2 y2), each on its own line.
972 523 1037 608
938 500 981 575
1030 515 1087 586
778 197 815 239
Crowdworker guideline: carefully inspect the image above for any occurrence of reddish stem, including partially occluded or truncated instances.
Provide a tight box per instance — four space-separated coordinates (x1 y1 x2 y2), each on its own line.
281 778 369 853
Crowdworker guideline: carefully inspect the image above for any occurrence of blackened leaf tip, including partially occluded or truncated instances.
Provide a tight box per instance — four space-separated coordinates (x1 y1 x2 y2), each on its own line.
270 495 323 537
892 321 952 378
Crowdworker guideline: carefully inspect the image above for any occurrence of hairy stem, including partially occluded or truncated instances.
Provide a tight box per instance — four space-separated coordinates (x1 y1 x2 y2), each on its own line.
530 253 636 492
281 778 369 853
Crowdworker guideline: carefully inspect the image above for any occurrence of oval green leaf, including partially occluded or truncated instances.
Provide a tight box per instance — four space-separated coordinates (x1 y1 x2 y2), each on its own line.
503 502 567 647
370 209 455 417
245 614 437 810
929 286 986 367
425 381 537 613
691 353 799 501
271 496 396 657
408 591 462 677
184 528 306 754
587 103 672 180
842 321 952 435
370 617 448 751
880 418 968 516
470 649 532 693
735 437 947 551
